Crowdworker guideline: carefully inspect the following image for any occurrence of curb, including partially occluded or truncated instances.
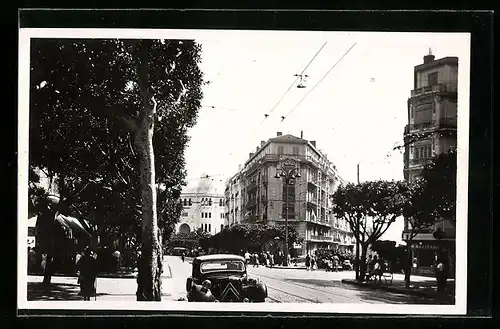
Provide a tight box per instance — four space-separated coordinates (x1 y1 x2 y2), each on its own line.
29 273 138 279
341 279 455 303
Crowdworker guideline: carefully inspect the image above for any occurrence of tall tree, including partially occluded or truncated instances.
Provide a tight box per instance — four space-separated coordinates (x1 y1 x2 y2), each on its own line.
331 181 406 281
29 38 203 299
420 150 457 226
401 149 457 287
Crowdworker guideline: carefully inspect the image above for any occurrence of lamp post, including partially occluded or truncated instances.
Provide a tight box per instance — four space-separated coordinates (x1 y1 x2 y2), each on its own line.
274 159 301 266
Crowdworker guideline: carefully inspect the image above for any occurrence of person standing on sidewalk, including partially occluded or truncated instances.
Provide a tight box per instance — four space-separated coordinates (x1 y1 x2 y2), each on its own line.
435 256 448 293
77 246 98 301
181 251 185 263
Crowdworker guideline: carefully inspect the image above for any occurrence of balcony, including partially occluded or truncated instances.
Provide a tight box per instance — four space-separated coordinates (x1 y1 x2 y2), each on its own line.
410 82 458 97
309 235 333 242
409 157 433 166
407 118 457 134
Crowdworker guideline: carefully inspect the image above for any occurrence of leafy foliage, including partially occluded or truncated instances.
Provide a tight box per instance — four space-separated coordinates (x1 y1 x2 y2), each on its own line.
331 180 406 279
421 150 457 224
206 223 302 254
29 38 203 245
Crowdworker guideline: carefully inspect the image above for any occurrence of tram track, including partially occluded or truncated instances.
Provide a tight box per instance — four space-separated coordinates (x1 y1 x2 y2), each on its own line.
254 271 373 304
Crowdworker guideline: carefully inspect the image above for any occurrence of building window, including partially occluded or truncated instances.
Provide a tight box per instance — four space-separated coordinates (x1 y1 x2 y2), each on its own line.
293 146 299 155
428 72 438 86
188 199 192 206
278 145 284 154
209 224 211 232
201 212 205 218
221 224 224 231
209 199 212 206
209 213 212 218
219 199 223 207
183 199 187 206
182 212 188 217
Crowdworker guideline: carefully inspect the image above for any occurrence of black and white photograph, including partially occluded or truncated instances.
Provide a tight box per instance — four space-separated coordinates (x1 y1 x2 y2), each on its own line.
18 27 470 315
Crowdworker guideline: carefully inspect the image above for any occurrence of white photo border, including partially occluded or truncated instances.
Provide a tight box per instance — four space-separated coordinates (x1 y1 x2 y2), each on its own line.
17 28 470 315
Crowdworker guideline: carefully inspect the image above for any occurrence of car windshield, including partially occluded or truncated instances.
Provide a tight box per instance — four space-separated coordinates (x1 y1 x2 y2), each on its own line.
200 260 245 273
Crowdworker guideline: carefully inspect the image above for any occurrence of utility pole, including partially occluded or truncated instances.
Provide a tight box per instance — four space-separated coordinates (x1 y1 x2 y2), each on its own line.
284 177 289 266
355 163 360 281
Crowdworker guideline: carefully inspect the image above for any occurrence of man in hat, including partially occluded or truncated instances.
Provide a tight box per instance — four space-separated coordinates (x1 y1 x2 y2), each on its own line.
77 246 98 301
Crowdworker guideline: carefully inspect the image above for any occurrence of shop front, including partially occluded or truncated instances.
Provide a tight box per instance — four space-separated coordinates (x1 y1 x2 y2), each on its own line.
408 236 455 278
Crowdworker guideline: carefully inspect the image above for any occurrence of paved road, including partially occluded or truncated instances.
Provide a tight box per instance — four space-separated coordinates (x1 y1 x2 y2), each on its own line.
168 257 443 304
27 256 444 304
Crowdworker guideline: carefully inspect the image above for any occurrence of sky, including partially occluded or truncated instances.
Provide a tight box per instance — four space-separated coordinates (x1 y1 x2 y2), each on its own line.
181 31 470 245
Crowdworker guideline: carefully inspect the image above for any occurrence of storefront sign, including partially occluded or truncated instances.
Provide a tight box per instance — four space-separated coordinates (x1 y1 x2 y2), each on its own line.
411 243 439 250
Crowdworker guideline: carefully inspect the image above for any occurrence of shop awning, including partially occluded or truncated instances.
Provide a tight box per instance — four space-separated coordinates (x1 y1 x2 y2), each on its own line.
55 214 92 238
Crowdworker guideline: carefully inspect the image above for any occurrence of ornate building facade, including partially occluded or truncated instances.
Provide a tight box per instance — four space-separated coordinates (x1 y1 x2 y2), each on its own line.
224 131 355 256
402 51 457 276
176 174 226 236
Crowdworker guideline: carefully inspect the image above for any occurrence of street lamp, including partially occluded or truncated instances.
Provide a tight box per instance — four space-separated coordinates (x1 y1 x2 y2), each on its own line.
274 159 301 266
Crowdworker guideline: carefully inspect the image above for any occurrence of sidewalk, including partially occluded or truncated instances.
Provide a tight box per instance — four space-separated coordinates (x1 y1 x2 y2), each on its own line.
29 267 138 279
341 273 455 304
27 259 185 302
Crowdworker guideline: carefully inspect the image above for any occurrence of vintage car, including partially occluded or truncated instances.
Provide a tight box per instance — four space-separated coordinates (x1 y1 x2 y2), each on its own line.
186 254 267 302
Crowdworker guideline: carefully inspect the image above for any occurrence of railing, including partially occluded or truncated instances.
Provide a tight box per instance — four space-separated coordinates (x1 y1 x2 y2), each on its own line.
410 157 433 166
410 82 458 97
309 235 333 242
408 118 457 132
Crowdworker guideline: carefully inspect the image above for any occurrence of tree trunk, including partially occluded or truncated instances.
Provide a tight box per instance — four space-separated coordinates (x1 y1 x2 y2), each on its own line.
134 123 162 301
42 251 53 284
404 241 413 288
354 237 360 281
359 244 368 282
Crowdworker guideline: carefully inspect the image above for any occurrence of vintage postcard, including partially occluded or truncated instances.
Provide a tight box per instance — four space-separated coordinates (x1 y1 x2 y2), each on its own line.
18 28 470 315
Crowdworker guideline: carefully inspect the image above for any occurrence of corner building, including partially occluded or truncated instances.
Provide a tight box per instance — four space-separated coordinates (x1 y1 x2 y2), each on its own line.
225 132 355 257
402 51 457 276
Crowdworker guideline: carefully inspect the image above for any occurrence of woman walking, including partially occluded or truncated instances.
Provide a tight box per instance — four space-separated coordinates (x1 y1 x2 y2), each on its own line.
77 246 98 301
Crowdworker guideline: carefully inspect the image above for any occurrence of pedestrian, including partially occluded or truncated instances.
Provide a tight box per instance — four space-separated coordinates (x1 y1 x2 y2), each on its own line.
372 256 382 283
253 252 259 267
112 249 121 272
181 251 185 263
305 253 311 271
311 256 316 271
244 250 250 265
77 246 98 301
435 256 448 293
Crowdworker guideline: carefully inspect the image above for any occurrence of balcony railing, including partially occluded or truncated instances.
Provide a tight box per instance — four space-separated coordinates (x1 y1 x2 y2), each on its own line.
410 157 433 166
309 235 333 242
410 82 458 97
407 118 457 133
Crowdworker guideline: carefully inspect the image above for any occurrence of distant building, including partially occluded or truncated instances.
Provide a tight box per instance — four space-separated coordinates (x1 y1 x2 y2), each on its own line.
402 50 457 276
224 131 355 256
176 174 226 236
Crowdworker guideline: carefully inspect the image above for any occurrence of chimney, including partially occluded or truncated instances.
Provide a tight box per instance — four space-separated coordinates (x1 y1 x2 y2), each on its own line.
423 48 435 64
256 146 260 152
261 141 265 147
300 131 303 139
311 141 316 148
277 132 282 136
238 164 242 171
249 152 254 159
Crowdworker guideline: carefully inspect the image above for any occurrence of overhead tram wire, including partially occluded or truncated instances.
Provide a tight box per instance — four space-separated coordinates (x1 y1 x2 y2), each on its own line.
260 41 328 124
281 42 357 122
235 42 329 162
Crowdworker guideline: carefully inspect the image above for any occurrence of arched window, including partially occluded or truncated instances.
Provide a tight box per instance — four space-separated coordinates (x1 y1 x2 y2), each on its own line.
183 199 187 206
188 198 192 206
